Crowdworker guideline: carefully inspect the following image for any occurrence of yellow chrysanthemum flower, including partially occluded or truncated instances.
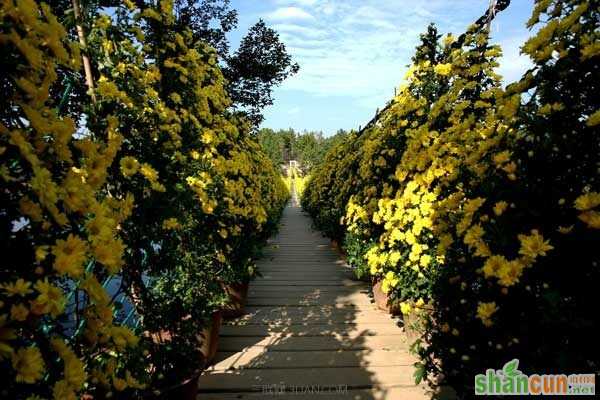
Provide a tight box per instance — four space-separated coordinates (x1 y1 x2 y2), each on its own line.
92 238 126 274
518 230 553 259
31 279 65 317
10 304 29 322
53 379 76 400
585 109 600 127
12 347 45 383
482 255 508 279
578 211 600 229
433 63 452 76
493 201 508 216
476 302 498 327
574 192 600 211
119 156 139 177
140 163 159 182
162 218 181 230
399 302 412 316
110 326 139 350
381 271 399 294
52 234 88 278
496 260 526 287
2 278 33 297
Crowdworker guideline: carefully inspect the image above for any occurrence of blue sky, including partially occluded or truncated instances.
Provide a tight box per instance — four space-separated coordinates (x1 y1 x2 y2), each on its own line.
228 0 536 136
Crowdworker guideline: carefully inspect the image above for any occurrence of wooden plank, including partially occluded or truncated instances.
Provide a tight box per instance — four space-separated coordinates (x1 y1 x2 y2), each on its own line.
260 252 339 257
246 297 373 307
245 301 375 310
257 274 353 281
259 259 342 262
217 335 411 352
198 366 418 390
257 268 352 273
251 279 363 286
219 323 403 337
259 260 341 263
243 302 377 312
209 349 416 370
225 314 396 326
229 309 397 325
258 262 348 267
248 286 368 294
246 291 369 298
243 305 379 314
258 265 348 269
194 387 432 400
267 244 334 249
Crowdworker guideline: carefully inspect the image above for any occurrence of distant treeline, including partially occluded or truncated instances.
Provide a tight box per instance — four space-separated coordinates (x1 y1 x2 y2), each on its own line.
258 128 349 173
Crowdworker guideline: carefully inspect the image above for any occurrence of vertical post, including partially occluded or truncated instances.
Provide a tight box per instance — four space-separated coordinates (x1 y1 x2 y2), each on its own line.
72 0 96 104
486 0 497 30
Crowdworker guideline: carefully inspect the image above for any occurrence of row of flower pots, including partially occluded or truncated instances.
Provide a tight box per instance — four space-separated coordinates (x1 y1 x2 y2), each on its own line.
333 239 422 339
331 239 416 337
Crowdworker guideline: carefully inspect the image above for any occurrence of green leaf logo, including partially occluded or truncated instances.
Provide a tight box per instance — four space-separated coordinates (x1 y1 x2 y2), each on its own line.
503 359 520 377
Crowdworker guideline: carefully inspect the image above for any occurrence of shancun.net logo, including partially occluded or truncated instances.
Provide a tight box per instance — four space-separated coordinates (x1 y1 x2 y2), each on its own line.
475 359 595 396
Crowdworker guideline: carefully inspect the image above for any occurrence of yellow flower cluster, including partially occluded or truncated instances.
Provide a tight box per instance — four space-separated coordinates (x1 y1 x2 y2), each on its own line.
303 0 599 345
4 0 290 396
434 63 453 76
476 302 498 327
11 346 45 384
1 0 146 397
575 191 600 228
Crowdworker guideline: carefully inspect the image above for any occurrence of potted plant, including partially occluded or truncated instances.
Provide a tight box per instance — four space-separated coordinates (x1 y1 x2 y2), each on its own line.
372 277 401 315
137 235 227 391
143 338 203 400
219 261 260 319
198 310 223 364
343 232 373 282
220 281 250 318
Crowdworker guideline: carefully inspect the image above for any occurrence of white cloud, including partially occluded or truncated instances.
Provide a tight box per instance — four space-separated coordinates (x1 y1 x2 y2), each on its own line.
275 0 318 6
267 7 315 21
288 106 301 114
269 2 426 100
260 0 535 130
273 23 326 39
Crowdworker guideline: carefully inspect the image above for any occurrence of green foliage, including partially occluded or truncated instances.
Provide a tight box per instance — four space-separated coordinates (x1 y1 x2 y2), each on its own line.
258 128 349 174
342 232 372 280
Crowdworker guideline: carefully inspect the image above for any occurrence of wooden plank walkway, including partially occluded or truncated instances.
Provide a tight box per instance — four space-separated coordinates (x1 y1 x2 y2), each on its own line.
198 201 432 399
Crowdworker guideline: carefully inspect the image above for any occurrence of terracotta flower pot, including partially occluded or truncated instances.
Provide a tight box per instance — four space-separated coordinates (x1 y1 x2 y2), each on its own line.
402 310 420 341
372 279 400 315
199 310 222 365
402 306 433 341
165 372 200 400
221 282 249 319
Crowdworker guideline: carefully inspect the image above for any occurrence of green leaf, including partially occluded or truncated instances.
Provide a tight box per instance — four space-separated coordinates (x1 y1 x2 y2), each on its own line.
413 362 426 384
503 359 520 377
